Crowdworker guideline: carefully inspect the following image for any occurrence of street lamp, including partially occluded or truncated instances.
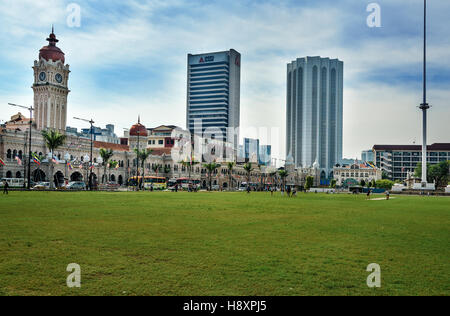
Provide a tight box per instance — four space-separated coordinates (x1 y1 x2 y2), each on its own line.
97 156 103 184
74 117 95 190
84 154 90 188
8 103 34 189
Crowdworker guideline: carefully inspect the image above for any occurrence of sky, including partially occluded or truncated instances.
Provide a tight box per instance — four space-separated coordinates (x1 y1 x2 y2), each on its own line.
0 0 449 162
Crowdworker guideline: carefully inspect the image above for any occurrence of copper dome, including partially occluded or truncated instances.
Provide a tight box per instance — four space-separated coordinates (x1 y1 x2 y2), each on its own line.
39 30 65 63
130 118 148 137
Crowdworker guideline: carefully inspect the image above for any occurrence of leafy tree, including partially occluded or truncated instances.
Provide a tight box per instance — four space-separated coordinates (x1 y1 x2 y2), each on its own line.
381 171 389 180
305 176 314 190
41 129 66 189
204 162 221 191
99 148 114 184
360 179 366 187
375 179 394 190
330 179 337 188
429 161 450 188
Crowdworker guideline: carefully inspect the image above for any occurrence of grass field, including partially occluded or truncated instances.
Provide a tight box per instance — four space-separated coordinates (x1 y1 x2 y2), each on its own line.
0 191 448 296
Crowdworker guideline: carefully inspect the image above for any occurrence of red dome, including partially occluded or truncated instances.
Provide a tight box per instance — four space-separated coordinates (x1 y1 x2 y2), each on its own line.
130 122 148 137
39 31 65 63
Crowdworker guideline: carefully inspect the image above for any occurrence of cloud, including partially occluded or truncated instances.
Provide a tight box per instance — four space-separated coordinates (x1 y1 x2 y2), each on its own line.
0 0 449 162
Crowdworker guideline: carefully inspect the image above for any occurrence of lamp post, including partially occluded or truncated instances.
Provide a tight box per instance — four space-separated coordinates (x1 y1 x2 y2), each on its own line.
64 152 70 184
8 103 34 189
74 117 95 190
419 0 430 187
84 154 90 189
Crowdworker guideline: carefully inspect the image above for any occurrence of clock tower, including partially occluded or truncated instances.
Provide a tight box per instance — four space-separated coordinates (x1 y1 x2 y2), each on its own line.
32 28 70 132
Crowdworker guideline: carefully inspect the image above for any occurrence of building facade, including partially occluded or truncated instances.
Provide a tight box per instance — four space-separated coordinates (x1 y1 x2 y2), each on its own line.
186 49 241 150
334 163 382 187
373 143 450 181
286 56 343 181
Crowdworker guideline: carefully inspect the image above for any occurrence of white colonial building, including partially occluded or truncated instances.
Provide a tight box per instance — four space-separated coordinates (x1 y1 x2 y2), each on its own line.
333 163 382 187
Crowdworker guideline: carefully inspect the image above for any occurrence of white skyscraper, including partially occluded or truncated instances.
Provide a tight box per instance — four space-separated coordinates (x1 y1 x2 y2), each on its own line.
286 56 343 181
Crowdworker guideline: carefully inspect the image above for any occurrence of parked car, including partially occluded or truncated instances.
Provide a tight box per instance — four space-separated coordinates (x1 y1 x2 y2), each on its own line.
211 184 220 191
32 182 50 190
66 182 86 191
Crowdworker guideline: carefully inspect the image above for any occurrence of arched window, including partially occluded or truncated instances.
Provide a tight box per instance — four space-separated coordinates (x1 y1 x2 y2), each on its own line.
13 150 17 158
6 171 12 178
16 171 22 179
18 150 23 159
7 149 12 159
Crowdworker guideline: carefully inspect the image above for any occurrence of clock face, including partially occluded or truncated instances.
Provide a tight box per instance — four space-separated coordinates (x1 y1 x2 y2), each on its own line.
55 73 63 84
39 72 46 81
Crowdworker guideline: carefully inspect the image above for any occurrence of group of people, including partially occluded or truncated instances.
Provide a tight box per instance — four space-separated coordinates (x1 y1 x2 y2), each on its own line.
366 189 390 200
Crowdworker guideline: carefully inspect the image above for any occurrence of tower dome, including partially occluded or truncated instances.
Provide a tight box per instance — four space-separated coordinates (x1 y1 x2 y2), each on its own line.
39 27 65 63
130 117 148 137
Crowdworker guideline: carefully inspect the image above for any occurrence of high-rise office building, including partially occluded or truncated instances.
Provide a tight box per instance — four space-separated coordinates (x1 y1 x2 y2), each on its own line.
186 49 241 151
243 138 260 163
286 56 343 180
259 145 272 166
361 150 375 163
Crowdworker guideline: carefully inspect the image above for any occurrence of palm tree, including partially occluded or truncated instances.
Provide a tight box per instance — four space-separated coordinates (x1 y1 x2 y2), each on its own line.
135 148 152 180
108 160 118 183
227 162 235 191
152 163 162 177
278 169 288 192
164 165 171 177
243 163 253 186
99 148 114 184
41 129 66 189
180 158 200 183
204 162 221 191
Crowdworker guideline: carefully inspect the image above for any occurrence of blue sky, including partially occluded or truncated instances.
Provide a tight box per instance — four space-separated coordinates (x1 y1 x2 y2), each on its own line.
0 0 449 161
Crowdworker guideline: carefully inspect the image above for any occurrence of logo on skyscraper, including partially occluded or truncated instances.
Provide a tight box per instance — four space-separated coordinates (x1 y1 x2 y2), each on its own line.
199 56 214 63
235 56 240 67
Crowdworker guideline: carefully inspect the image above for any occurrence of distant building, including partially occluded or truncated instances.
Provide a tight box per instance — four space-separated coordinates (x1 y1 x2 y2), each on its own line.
334 163 382 187
244 138 259 163
259 145 272 166
147 125 179 149
286 56 343 182
361 150 375 163
372 143 450 181
66 124 120 144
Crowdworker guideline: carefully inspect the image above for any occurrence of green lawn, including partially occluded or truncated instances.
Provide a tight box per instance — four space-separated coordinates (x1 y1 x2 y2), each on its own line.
0 191 448 296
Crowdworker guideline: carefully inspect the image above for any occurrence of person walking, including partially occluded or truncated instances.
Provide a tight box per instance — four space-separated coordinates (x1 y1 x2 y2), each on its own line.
246 185 251 194
3 180 9 195
386 190 390 200
366 189 371 200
